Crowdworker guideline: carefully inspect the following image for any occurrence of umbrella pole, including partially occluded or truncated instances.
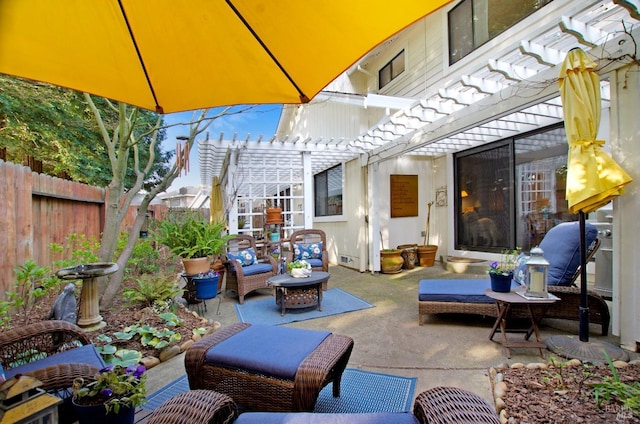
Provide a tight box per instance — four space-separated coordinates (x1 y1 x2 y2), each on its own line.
578 211 589 342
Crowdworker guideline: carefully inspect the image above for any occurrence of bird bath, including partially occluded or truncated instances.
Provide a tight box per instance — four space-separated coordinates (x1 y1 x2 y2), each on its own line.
57 262 119 331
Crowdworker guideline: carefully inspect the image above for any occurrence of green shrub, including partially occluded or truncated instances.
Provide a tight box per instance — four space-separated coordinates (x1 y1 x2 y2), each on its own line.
50 233 100 269
116 233 160 277
122 273 182 307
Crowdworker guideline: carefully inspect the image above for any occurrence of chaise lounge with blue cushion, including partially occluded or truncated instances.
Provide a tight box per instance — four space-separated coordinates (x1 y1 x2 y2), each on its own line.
418 222 610 336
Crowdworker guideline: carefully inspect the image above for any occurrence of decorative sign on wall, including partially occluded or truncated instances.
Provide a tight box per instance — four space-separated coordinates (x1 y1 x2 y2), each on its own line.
390 174 418 217
436 186 447 207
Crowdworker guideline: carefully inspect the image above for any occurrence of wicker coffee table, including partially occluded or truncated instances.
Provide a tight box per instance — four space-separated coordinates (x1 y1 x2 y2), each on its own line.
267 271 330 316
185 322 354 412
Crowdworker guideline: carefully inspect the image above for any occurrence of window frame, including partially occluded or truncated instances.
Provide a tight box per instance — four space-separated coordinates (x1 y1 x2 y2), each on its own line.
448 0 553 65
378 50 405 90
313 163 344 220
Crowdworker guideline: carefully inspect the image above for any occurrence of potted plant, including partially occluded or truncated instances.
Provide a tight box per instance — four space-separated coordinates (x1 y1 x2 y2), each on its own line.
380 248 404 274
287 259 312 278
71 364 146 424
151 210 231 275
487 249 519 292
191 269 220 300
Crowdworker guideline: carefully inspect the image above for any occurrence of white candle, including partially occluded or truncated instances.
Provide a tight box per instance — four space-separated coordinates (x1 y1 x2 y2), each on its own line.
530 271 544 293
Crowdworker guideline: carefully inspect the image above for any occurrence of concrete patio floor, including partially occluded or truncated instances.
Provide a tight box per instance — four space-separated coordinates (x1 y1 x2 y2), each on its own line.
144 260 637 408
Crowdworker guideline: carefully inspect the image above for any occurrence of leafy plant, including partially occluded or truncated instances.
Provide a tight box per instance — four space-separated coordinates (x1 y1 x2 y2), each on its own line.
287 259 311 271
122 273 182 307
94 335 143 367
591 356 640 414
4 260 62 319
116 233 160 277
72 364 147 413
150 210 230 259
487 249 519 276
50 233 100 269
113 324 181 350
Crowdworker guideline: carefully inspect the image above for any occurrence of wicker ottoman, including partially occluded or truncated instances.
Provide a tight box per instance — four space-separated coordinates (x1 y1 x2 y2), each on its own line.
185 323 354 412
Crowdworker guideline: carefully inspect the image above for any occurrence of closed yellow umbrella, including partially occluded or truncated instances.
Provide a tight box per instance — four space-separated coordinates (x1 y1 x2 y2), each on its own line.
559 48 632 214
0 0 452 114
557 47 632 344
210 176 225 225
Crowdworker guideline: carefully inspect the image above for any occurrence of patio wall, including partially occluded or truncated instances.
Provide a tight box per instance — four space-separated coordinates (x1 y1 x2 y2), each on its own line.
0 160 105 299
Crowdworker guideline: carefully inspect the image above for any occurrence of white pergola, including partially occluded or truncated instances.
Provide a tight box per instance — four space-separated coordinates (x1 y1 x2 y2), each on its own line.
197 1 637 234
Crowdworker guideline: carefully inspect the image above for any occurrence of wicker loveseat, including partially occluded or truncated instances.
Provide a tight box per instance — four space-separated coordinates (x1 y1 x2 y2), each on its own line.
419 222 610 336
146 386 500 424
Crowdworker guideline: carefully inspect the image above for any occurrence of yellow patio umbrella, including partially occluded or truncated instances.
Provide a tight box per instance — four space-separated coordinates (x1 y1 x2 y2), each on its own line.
210 176 225 225
559 48 632 214
557 47 632 344
0 0 452 114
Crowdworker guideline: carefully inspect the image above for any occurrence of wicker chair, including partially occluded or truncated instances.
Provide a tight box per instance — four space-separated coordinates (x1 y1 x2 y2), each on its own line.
146 390 239 424
413 386 501 424
286 229 329 290
147 386 500 423
224 234 278 304
0 320 102 390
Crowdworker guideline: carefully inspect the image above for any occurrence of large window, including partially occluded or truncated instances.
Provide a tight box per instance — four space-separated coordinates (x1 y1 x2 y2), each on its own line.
379 50 405 89
455 124 575 253
448 0 553 65
314 164 343 217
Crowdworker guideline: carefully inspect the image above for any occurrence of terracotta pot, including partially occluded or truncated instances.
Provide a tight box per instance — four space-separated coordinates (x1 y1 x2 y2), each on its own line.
182 257 210 275
265 207 283 224
380 249 403 274
417 245 438 267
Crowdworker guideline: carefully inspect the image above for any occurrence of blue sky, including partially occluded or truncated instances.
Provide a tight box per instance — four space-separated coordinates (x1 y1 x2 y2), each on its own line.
161 104 283 191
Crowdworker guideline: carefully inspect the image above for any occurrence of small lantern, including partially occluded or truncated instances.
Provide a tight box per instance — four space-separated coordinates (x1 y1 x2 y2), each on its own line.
525 247 549 298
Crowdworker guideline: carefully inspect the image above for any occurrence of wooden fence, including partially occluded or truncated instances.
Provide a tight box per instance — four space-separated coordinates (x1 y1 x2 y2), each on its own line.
0 160 105 298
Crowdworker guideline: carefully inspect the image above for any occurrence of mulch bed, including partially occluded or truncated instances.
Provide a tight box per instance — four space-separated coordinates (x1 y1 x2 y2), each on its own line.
500 362 640 423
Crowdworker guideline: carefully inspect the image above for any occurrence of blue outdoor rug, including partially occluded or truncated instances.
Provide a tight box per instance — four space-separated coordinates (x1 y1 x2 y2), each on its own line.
143 368 417 413
235 288 374 325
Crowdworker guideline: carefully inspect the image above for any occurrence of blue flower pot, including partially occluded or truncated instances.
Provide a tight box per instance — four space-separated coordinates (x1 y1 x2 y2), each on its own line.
490 273 513 293
194 276 219 300
72 400 134 424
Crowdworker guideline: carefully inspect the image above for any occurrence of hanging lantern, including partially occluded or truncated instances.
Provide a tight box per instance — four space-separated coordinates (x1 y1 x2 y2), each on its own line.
525 247 549 298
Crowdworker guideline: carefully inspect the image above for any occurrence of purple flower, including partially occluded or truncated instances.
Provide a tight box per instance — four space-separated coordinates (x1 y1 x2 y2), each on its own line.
126 365 146 377
490 261 498 269
99 365 114 373
100 388 113 397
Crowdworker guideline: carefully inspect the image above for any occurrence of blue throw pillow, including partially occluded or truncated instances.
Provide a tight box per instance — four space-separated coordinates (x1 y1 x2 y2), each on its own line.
294 242 323 260
539 221 598 286
228 248 257 266
512 252 530 286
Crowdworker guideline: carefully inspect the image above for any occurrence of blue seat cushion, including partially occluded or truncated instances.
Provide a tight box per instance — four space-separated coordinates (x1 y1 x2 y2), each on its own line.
5 344 105 380
418 279 520 303
205 325 331 379
306 258 323 268
232 262 273 276
235 412 419 423
539 221 597 286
